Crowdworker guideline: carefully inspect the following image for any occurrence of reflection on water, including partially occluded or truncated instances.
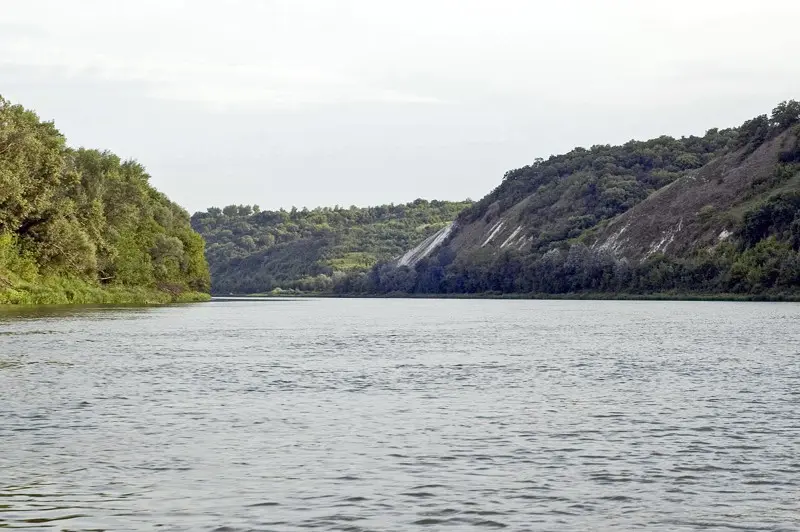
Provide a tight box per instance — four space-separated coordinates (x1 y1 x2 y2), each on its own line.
1 299 799 530
0 304 162 322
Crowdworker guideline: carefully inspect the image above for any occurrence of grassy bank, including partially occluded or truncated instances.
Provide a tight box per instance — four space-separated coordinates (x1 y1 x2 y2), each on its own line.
0 273 210 306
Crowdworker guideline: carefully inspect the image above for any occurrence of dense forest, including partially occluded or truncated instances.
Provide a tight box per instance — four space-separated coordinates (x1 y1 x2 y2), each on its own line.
0 96 210 304
191 200 471 294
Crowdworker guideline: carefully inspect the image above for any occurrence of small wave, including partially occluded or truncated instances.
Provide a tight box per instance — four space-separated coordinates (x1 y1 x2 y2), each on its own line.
402 491 437 498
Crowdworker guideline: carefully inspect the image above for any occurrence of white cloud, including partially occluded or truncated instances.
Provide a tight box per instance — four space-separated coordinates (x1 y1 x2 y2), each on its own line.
2 0 800 211
5 0 799 110
0 1 447 109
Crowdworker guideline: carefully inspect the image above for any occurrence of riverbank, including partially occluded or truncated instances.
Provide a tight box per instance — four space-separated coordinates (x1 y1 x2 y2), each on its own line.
222 291 800 302
0 274 210 305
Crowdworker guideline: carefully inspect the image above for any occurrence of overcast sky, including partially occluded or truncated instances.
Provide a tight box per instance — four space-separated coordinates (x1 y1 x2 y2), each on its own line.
3 0 800 213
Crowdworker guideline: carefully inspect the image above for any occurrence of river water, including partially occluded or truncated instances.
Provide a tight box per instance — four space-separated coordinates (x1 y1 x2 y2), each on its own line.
1 299 799 531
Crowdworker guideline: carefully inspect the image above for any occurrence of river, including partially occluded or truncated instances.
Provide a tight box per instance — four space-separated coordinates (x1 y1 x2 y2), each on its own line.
1 299 799 530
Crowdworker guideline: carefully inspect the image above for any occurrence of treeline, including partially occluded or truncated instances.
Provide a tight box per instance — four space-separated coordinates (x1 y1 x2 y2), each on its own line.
191 199 472 294
0 96 210 304
342 234 800 297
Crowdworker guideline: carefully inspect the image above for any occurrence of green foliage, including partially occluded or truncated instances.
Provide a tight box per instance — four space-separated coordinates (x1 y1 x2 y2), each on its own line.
728 238 784 290
0 273 209 305
734 100 800 150
0 96 210 304
735 115 770 149
0 232 38 282
771 100 800 129
740 191 800 248
361 235 799 298
0 97 66 235
192 199 472 294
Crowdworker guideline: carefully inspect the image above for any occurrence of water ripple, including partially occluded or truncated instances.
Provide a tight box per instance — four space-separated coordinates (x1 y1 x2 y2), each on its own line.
1 299 799 530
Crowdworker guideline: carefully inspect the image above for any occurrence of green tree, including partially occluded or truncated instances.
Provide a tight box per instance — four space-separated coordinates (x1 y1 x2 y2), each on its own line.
771 100 800 129
0 95 211 304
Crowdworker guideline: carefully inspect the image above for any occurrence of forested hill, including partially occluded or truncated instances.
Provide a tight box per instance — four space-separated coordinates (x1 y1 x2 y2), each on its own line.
363 100 800 298
191 200 471 294
0 96 210 304
197 101 800 299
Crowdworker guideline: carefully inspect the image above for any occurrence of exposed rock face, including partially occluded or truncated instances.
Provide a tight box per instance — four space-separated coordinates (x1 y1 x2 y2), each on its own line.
396 222 456 268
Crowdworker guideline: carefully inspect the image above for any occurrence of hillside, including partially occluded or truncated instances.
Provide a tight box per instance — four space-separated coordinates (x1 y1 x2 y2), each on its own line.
191 200 471 294
589 128 800 259
356 101 800 297
0 96 210 304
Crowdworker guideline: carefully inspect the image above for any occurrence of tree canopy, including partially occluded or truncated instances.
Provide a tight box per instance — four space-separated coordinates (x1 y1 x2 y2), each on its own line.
0 96 210 304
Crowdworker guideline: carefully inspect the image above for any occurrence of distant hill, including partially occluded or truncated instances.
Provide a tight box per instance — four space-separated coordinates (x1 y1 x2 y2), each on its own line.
0 96 210 305
194 101 800 299
191 200 472 294
356 100 800 297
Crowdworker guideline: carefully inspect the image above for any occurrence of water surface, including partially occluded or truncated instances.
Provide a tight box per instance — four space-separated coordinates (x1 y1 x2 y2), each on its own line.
1 299 799 530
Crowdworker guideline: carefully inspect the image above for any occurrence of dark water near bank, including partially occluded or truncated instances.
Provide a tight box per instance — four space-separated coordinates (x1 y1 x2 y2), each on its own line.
1 299 799 531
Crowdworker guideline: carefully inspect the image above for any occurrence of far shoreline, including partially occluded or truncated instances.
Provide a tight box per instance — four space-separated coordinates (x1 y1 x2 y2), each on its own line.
213 292 800 303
